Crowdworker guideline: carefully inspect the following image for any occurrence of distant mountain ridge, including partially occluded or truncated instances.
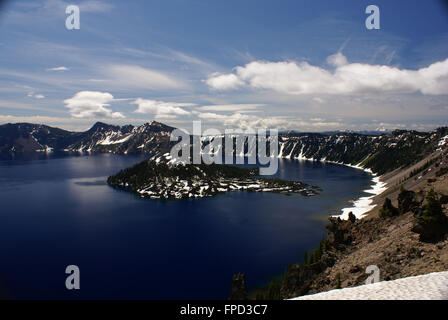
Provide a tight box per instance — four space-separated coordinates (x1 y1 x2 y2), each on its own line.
280 129 390 136
0 121 176 155
1 121 447 175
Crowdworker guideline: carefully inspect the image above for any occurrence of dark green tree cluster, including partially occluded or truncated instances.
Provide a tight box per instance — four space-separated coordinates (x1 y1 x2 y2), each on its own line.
378 198 399 218
107 158 259 191
408 156 441 179
250 237 330 300
304 239 328 265
335 273 342 289
229 273 248 300
412 189 448 242
397 185 419 215
435 167 448 177
420 190 446 225
254 279 282 300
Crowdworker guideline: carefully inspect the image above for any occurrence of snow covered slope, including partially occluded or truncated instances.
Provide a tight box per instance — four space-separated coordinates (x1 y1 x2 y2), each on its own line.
291 271 448 300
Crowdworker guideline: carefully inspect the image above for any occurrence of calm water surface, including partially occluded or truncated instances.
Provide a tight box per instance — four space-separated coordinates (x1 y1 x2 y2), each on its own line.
0 153 372 299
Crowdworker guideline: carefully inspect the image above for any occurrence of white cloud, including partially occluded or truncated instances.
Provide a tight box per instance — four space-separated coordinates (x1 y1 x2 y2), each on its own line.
104 65 186 90
326 52 348 67
197 112 295 130
132 98 195 119
47 66 69 71
205 73 244 90
205 54 448 95
198 104 264 112
195 112 446 132
64 91 124 118
88 79 106 82
27 92 45 99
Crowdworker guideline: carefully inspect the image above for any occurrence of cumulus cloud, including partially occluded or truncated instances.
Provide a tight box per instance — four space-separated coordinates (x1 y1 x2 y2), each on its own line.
204 73 245 90
326 52 348 67
132 98 195 119
195 112 442 132
64 91 124 118
205 54 448 95
197 112 294 130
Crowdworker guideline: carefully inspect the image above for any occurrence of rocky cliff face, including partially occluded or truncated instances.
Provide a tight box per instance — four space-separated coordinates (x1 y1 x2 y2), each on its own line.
1 121 447 175
277 128 448 174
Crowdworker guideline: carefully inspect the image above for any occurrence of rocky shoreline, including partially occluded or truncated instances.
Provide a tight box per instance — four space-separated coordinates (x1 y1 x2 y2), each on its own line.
231 145 448 300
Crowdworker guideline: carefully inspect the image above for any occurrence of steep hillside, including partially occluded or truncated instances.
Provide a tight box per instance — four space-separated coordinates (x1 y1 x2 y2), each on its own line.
277 127 448 175
249 142 448 300
1 121 447 176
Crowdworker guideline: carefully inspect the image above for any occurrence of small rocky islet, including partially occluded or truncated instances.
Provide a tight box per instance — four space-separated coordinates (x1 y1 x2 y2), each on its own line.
107 154 321 200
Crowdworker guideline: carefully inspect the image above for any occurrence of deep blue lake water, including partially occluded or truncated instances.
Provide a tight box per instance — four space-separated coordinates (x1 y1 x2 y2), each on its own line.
0 153 372 299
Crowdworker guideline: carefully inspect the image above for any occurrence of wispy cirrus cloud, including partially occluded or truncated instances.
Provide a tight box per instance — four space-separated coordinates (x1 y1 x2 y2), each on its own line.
46 66 69 71
198 104 264 112
103 65 187 91
27 92 45 99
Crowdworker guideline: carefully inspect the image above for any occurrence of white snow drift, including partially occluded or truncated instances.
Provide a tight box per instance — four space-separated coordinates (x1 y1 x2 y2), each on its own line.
292 271 448 300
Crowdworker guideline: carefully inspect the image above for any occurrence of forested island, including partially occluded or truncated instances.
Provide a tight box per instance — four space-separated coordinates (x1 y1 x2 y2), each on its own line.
107 154 320 199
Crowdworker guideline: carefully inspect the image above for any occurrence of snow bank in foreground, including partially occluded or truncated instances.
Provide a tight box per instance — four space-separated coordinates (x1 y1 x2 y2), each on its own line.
291 271 448 300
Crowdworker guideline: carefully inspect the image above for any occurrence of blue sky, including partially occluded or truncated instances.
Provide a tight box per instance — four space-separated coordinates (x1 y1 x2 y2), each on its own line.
0 0 447 131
